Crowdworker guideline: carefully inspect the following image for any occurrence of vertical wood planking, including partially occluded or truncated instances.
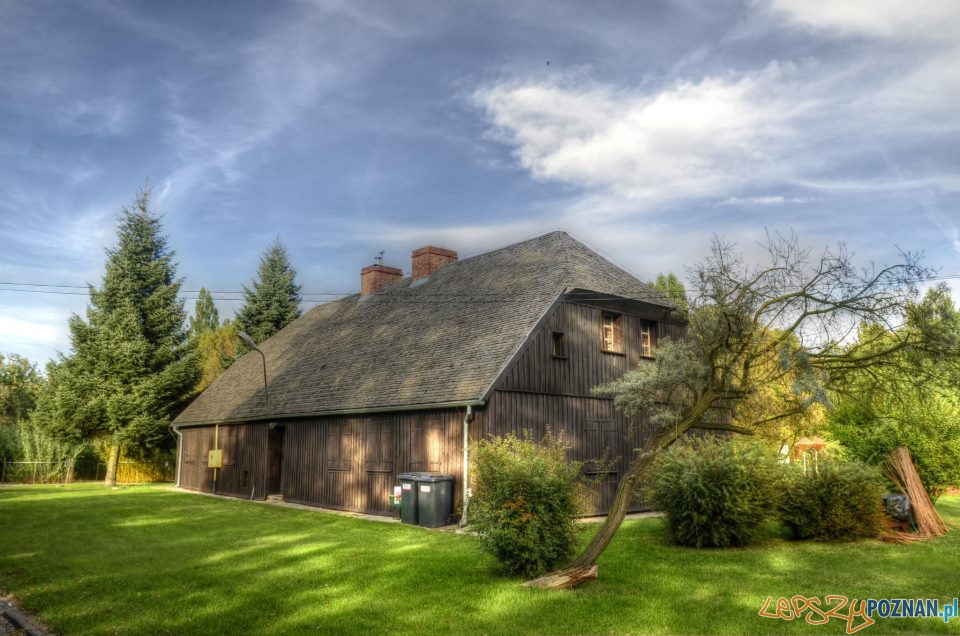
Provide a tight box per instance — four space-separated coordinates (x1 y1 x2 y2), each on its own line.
276 409 464 515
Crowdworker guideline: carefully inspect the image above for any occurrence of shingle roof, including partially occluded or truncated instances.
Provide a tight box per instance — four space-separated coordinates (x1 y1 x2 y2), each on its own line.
174 231 673 425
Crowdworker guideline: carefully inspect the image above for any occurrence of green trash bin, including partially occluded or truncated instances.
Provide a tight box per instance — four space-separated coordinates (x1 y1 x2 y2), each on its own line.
398 472 420 525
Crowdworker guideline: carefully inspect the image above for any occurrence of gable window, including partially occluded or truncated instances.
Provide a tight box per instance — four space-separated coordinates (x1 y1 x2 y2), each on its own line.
551 331 567 358
640 321 655 357
601 312 624 353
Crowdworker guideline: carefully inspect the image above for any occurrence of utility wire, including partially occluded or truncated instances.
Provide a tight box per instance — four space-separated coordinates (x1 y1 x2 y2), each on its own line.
2 272 959 299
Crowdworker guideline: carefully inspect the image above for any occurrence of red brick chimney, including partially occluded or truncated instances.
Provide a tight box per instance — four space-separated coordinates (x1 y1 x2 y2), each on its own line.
360 263 402 295
411 245 458 282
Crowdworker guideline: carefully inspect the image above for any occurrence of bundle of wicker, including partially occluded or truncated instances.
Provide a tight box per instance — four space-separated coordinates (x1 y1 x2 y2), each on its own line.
882 446 947 541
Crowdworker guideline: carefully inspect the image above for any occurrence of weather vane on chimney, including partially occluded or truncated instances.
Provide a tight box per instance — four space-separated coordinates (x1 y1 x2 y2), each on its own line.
374 250 385 266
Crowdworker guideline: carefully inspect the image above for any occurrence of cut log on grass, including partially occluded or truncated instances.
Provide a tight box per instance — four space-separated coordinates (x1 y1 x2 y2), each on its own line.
882 446 947 540
523 565 598 590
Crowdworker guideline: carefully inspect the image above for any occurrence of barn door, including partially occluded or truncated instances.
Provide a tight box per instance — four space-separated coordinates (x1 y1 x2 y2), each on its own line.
267 425 285 495
584 419 619 514
363 418 395 513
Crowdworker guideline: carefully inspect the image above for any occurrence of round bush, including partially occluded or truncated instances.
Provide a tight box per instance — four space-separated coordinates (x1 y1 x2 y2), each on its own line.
779 461 885 541
470 432 585 578
647 438 783 548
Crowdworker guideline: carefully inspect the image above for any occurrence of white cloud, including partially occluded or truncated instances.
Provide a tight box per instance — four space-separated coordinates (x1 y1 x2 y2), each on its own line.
762 0 960 39
474 1 960 223
719 196 816 205
475 63 814 203
158 3 385 207
0 306 72 364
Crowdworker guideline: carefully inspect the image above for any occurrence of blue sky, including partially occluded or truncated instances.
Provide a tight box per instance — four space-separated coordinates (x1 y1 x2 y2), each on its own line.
1 0 958 365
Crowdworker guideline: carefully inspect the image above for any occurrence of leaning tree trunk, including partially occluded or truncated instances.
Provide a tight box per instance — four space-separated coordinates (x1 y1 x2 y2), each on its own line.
526 394 718 589
523 452 656 589
524 451 657 590
104 444 120 487
572 452 656 568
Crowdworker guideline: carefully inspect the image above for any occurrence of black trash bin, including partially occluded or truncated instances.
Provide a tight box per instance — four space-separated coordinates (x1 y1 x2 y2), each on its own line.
416 473 455 528
398 472 421 525
397 472 455 528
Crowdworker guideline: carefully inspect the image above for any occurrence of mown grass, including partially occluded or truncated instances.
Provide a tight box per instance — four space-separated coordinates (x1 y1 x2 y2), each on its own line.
1 484 958 635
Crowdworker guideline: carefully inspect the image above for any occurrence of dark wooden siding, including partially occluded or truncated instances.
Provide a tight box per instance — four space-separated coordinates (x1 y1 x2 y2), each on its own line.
178 423 269 499
474 390 654 514
484 301 683 514
282 409 465 515
498 301 680 396
179 426 214 493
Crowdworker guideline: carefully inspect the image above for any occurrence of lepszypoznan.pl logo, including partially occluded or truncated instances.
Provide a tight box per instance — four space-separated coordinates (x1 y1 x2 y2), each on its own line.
759 595 959 634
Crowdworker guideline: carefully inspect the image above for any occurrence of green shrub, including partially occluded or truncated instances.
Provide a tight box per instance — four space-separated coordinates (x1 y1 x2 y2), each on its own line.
647 438 783 548
829 396 960 500
470 431 585 578
0 424 19 464
779 461 885 541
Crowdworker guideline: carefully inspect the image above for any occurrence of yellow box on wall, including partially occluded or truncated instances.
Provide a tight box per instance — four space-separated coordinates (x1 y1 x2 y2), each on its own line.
207 449 222 468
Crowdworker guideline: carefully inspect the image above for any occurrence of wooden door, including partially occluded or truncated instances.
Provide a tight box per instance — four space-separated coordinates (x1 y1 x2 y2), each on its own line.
267 425 285 495
364 418 395 513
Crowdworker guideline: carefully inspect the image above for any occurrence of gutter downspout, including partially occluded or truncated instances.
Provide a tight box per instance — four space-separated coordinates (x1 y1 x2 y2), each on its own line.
172 423 183 488
461 405 474 527
213 423 219 495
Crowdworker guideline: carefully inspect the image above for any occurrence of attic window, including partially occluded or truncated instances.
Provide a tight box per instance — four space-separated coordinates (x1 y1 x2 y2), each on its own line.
551 331 566 358
640 321 654 357
601 312 623 354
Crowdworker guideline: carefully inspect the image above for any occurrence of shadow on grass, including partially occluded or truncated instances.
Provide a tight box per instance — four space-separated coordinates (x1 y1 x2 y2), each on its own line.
1 485 959 635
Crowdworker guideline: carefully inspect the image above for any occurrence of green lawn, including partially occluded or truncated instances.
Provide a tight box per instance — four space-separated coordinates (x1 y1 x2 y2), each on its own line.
1 485 958 635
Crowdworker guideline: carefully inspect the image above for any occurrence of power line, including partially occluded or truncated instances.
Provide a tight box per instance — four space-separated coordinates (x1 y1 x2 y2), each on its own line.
0 282 350 296
2 272 959 297
1 273 959 307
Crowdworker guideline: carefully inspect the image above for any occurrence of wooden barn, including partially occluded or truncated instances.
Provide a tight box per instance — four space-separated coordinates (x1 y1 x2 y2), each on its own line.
172 231 683 516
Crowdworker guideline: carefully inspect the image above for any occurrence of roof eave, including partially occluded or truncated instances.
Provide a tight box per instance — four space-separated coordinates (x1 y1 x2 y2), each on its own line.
172 398 486 428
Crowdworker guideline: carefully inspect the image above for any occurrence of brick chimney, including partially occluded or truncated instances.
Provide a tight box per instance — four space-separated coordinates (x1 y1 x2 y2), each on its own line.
360 263 402 296
411 245 458 282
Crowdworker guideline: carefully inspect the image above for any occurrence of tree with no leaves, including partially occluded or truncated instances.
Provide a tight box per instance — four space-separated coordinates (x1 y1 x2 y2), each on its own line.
528 233 950 588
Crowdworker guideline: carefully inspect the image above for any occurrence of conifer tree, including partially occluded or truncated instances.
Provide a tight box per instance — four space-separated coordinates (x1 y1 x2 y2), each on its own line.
32 188 199 485
190 288 220 336
235 238 302 344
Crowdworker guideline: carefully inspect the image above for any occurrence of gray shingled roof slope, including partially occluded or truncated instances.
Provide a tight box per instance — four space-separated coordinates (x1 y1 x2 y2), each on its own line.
174 231 673 425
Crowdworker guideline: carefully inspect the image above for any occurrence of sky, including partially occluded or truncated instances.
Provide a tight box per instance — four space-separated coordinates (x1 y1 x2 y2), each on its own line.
1 0 958 366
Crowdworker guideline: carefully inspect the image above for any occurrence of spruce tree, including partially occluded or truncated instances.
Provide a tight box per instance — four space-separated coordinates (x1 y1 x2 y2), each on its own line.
190 287 220 336
235 238 302 344
32 188 199 485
